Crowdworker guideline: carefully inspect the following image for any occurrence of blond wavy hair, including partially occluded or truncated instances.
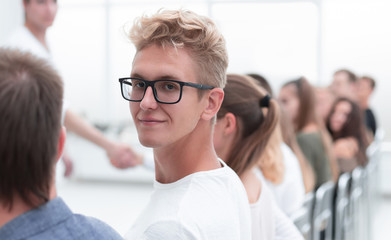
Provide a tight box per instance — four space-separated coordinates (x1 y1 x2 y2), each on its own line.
128 9 228 88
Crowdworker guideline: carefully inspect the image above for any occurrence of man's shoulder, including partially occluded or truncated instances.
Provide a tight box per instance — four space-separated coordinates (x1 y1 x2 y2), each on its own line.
4 26 30 46
64 214 123 239
0 198 122 240
127 166 250 240
178 165 248 218
138 220 198 240
184 164 245 197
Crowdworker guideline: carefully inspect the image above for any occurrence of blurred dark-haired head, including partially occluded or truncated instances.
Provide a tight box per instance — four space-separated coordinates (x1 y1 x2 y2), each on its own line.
279 77 319 132
247 73 274 97
331 69 358 99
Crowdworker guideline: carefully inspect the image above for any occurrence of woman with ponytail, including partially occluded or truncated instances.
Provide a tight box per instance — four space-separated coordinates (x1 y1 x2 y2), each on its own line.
248 73 314 203
213 74 303 240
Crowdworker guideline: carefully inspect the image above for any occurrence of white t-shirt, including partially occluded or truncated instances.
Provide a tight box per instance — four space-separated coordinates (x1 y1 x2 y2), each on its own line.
4 26 53 63
261 143 305 216
125 159 252 240
251 168 303 240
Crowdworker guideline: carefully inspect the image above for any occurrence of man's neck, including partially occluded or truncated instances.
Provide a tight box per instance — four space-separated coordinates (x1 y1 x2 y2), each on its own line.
153 125 221 184
359 97 370 109
0 197 33 228
24 22 48 51
0 177 57 228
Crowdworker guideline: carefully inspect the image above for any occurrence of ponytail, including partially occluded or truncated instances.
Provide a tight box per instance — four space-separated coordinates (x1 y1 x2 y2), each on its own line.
218 74 281 177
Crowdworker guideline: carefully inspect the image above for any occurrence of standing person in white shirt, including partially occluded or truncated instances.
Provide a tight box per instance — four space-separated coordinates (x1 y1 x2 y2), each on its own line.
213 74 303 240
120 9 251 240
5 0 142 173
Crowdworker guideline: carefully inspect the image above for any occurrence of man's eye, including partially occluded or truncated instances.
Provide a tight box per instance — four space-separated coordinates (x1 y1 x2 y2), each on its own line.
164 83 176 90
133 81 145 88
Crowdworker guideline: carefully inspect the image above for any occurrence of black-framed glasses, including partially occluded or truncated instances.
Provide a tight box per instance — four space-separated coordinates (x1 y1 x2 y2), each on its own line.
119 77 215 104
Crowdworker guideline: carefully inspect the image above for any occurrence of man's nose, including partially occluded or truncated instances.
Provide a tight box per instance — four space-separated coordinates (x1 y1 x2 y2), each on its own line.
140 87 158 110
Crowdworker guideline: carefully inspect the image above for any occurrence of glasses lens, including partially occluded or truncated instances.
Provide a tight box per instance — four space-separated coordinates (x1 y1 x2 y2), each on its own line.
155 81 181 103
121 79 145 101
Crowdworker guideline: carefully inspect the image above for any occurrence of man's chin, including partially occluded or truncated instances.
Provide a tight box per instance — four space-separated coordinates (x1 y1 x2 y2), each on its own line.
138 137 160 148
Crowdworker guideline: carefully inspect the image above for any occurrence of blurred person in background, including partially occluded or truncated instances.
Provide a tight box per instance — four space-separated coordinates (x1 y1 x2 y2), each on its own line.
315 87 336 124
0 48 122 240
330 69 358 101
279 108 315 194
4 0 142 175
213 74 303 239
326 97 369 173
248 74 314 204
249 73 315 194
357 76 377 138
279 77 339 189
247 73 274 97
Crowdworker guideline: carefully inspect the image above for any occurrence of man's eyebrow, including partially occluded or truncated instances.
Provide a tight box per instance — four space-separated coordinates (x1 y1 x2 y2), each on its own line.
158 75 179 80
130 73 180 81
130 73 144 79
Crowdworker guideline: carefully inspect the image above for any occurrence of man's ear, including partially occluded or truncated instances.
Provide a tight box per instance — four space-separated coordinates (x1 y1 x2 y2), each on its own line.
201 88 224 121
56 126 66 163
23 0 27 10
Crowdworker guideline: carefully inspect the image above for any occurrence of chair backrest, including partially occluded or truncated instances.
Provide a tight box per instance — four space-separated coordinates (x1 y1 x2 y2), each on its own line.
351 167 365 240
312 181 335 240
291 192 314 240
351 168 363 207
334 172 352 240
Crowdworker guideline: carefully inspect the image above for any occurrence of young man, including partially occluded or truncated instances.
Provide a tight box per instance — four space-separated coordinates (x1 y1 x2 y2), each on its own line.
330 69 358 101
120 9 251 239
357 76 377 137
0 48 122 239
5 0 141 172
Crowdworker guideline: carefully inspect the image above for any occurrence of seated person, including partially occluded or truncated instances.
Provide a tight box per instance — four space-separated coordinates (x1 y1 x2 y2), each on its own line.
121 9 251 239
0 48 122 239
249 73 315 195
357 76 377 139
213 74 303 239
279 77 339 188
326 97 369 172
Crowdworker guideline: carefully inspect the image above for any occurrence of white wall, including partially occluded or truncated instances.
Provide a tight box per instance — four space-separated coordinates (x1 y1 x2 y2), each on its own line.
321 0 391 141
0 0 23 43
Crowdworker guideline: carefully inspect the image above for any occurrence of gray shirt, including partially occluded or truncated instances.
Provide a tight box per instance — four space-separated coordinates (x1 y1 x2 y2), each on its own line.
296 131 332 189
0 197 123 240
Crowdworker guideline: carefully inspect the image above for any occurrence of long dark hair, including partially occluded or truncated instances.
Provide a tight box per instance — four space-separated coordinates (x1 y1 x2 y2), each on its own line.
327 97 369 166
282 77 339 181
217 74 280 177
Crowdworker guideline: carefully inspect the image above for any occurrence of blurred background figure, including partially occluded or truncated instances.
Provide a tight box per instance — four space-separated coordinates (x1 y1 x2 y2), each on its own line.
5 0 56 60
279 77 339 189
326 97 370 173
213 73 303 240
247 73 274 97
4 0 142 176
248 73 314 198
357 76 378 139
279 108 315 194
315 87 336 124
330 69 358 101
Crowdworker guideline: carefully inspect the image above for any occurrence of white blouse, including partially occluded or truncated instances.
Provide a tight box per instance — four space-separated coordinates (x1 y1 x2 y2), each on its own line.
251 168 303 240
